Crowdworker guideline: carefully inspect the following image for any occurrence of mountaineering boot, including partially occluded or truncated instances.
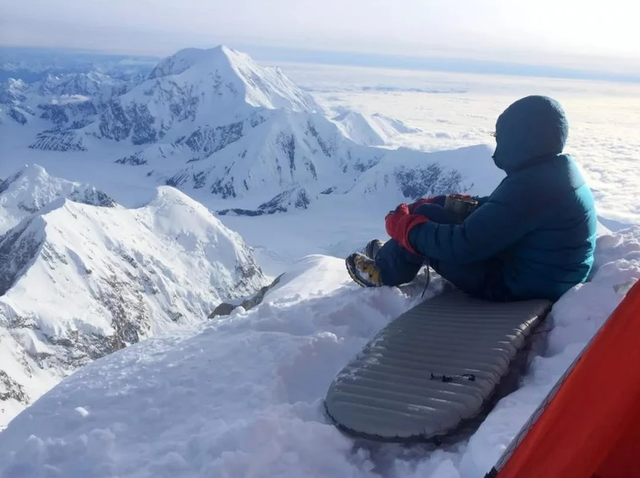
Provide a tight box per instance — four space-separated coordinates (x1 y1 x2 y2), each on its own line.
362 239 385 260
346 252 383 287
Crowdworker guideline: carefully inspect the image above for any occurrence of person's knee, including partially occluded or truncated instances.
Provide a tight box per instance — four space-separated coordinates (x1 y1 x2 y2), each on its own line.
413 203 458 224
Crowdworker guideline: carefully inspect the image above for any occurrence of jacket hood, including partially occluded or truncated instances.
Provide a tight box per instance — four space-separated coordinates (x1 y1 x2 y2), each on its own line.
492 95 569 173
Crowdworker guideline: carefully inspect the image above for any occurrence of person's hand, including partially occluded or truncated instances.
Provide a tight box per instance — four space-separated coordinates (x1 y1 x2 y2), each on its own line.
385 204 429 255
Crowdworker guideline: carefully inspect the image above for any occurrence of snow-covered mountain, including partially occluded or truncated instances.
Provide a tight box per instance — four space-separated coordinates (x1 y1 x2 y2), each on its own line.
1 45 493 210
0 79 28 106
212 143 497 216
145 46 322 113
0 73 129 138
0 46 158 84
0 51 148 137
331 109 421 146
0 164 116 234
28 45 323 153
35 72 129 103
0 79 34 125
0 165 267 427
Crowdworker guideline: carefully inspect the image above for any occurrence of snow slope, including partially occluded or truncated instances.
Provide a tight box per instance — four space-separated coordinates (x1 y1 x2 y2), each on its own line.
332 109 421 146
102 46 483 206
0 226 637 478
0 71 128 132
35 72 128 104
0 164 116 234
147 46 322 113
66 45 323 152
0 167 266 428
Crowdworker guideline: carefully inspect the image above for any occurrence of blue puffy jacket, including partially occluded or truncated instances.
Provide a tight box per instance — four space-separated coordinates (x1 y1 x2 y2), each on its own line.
408 95 598 301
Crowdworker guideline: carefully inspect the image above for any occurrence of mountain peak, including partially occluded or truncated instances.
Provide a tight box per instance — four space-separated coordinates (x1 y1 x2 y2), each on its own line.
142 45 322 114
0 164 116 235
147 45 241 81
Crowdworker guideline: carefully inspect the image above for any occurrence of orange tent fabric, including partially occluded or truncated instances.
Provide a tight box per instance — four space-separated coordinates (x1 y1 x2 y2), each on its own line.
488 279 640 478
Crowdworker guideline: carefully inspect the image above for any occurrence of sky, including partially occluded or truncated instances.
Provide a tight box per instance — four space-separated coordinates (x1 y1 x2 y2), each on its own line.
1 0 640 77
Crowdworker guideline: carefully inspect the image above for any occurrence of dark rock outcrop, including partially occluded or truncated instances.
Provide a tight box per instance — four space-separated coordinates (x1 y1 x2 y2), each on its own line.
209 273 283 318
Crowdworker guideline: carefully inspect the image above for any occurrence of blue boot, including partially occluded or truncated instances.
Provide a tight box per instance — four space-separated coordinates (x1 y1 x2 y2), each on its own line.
362 239 385 260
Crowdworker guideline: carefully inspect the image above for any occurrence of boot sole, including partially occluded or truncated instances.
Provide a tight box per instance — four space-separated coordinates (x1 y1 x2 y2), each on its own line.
345 254 379 288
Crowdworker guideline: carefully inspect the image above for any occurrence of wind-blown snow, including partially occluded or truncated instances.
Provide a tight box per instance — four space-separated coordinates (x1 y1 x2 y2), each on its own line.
0 226 637 478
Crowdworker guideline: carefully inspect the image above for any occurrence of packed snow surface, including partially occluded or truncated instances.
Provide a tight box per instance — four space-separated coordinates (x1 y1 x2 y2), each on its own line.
0 226 638 478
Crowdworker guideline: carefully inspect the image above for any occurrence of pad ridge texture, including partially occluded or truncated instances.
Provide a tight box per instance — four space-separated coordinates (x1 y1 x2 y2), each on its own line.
325 291 552 441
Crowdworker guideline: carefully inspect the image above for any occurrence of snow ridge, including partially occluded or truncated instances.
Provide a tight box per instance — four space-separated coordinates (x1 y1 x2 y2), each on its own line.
0 72 128 129
0 164 116 235
90 45 322 148
332 109 422 146
0 165 267 428
148 46 321 113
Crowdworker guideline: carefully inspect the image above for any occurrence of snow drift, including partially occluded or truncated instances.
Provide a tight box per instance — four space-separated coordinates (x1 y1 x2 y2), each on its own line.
0 225 637 478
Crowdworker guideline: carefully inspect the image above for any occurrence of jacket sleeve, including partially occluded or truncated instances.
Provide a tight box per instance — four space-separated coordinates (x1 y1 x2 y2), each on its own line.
474 195 490 206
407 195 546 264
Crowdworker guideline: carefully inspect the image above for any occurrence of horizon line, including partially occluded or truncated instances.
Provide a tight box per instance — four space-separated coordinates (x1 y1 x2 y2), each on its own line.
1 43 639 85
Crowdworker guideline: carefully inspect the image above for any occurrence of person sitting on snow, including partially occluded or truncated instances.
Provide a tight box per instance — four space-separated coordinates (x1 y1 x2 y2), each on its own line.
346 95 598 302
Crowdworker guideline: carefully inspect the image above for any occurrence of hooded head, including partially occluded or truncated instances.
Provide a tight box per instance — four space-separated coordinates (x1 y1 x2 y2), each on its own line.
492 95 569 173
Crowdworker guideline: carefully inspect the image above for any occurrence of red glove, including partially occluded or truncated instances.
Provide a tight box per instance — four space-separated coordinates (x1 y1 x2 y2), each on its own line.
385 204 429 255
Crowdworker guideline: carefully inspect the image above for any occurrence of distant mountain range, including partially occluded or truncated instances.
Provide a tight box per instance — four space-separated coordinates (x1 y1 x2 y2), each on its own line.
0 45 501 214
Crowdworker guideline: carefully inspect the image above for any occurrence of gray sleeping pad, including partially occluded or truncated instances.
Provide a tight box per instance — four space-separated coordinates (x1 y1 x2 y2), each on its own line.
325 290 552 441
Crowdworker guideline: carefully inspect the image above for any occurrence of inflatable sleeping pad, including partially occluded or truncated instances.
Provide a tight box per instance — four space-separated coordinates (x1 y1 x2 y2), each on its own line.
324 290 552 442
